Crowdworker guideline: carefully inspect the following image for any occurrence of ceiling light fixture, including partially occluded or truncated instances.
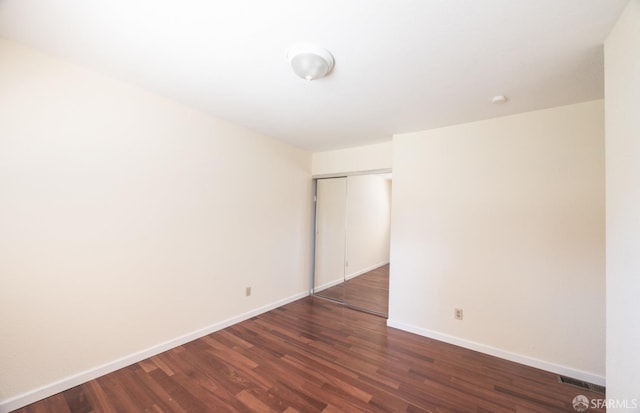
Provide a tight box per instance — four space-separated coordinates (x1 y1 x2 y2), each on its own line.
287 45 334 81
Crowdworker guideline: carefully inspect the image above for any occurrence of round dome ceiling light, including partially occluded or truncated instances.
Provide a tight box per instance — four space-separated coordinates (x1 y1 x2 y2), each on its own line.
491 95 508 104
287 45 334 81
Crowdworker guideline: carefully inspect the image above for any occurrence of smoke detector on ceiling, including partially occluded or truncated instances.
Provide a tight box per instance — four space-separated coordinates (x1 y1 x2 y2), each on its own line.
491 95 508 104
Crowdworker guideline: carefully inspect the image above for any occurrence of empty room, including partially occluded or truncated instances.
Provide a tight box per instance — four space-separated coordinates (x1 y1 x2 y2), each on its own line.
1 1 638 412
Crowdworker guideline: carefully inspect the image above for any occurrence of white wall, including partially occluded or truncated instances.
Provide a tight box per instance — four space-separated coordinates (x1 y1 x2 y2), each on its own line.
346 175 391 278
312 141 392 176
0 38 312 410
605 0 640 406
389 100 605 383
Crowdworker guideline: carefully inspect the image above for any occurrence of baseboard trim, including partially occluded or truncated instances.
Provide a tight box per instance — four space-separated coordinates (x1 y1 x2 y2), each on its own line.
0 291 309 413
313 261 389 292
313 277 344 292
386 319 605 387
345 261 389 280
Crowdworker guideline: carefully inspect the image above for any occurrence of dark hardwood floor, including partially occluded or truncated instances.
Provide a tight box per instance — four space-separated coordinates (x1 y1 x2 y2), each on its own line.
13 297 604 412
316 265 389 315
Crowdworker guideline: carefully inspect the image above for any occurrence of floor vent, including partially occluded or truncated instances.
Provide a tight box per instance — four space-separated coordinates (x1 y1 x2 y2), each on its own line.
558 375 606 394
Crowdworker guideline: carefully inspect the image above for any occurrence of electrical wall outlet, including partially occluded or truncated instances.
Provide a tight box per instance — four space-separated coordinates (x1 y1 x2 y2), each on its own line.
245 287 252 297
454 308 463 320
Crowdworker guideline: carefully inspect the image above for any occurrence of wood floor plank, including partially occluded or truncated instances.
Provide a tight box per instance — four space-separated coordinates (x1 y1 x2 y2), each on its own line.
42 394 71 413
11 296 605 412
317 264 390 315
131 363 187 413
61 386 92 413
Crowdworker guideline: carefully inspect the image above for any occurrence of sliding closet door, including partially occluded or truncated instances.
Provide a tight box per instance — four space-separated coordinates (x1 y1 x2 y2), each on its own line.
313 177 347 302
344 175 391 315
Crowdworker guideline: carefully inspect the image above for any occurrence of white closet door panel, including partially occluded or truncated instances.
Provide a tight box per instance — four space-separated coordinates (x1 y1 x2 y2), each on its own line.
314 178 347 290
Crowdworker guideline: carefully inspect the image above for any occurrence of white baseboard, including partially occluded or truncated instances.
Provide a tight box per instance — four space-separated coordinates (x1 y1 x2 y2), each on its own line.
0 291 309 413
313 277 345 293
313 261 389 292
345 261 389 280
386 319 605 386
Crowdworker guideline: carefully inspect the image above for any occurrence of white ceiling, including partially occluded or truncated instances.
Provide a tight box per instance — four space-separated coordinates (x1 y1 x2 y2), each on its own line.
0 0 629 151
